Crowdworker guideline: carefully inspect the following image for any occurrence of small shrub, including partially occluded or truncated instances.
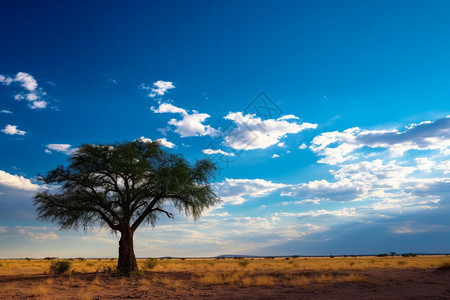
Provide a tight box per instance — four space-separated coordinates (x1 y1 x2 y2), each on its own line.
349 262 355 267
0 263 3 267
329 255 335 258
102 265 115 273
402 253 417 257
292 255 299 259
50 260 72 275
437 261 450 270
44 257 57 260
377 253 388 257
238 260 249 267
397 261 407 266
143 258 158 270
86 262 95 267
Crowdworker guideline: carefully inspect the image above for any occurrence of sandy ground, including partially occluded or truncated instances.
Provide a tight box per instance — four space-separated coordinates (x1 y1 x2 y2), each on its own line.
1 267 450 299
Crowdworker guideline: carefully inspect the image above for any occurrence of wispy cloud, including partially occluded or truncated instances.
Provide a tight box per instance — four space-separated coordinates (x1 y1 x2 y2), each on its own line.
0 109 12 114
310 116 450 165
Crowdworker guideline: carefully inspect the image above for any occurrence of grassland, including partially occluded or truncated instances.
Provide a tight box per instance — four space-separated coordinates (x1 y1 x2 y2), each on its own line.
1 255 449 299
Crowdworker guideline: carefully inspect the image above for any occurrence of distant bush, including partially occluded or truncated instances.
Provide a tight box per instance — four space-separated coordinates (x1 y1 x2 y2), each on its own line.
329 255 335 258
76 257 85 261
0 263 3 267
402 253 417 257
437 261 450 271
50 260 72 275
377 253 388 257
44 257 57 260
25 257 31 261
143 258 158 270
292 255 299 259
238 260 249 267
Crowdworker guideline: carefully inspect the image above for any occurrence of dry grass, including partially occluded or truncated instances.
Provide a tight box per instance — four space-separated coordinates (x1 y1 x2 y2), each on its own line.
0 255 442 277
159 277 184 289
30 284 50 299
253 275 275 286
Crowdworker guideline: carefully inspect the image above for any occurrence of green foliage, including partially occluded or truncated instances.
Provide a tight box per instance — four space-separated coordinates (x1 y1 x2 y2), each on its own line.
49 260 72 275
34 141 219 232
143 258 158 270
238 260 249 267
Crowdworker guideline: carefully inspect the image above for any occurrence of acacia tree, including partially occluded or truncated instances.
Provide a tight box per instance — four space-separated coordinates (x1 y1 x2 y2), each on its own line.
34 141 219 275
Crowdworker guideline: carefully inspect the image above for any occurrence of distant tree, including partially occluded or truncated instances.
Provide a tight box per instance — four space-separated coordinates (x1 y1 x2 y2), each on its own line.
34 141 219 275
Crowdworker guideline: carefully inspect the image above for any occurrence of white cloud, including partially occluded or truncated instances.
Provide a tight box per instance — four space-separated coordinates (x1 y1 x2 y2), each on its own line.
151 103 187 115
299 143 307 149
1 124 26 135
46 144 75 155
141 80 175 98
223 112 317 150
436 160 450 174
29 100 47 109
311 116 450 165
0 72 48 110
0 74 13 85
135 136 176 148
272 154 280 158
202 149 235 157
274 207 358 218
16 226 59 241
415 157 436 173
0 170 39 191
0 109 12 114
152 102 218 137
213 178 287 205
277 114 299 121
14 72 38 91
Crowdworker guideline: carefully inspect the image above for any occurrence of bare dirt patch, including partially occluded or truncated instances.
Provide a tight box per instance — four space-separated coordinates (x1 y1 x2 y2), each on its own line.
1 267 449 299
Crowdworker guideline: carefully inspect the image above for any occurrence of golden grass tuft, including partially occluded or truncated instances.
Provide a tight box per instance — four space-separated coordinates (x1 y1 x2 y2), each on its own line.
254 275 275 286
291 276 311 288
30 284 50 299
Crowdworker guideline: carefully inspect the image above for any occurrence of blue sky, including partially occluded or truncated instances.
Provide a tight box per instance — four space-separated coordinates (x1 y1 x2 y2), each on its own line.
1 0 450 258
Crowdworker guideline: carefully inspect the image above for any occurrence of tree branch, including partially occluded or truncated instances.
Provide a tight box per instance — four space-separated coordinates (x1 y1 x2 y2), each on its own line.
130 196 161 232
152 208 174 219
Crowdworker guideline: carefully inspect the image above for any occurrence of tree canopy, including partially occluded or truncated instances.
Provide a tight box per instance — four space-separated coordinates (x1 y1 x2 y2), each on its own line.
34 140 219 274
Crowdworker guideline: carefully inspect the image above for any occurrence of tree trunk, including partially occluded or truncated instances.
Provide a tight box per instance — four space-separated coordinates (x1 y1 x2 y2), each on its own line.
117 225 138 275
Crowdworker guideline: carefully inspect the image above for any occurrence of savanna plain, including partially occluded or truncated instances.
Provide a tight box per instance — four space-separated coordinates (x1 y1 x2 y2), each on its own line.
1 255 450 299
